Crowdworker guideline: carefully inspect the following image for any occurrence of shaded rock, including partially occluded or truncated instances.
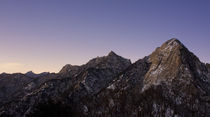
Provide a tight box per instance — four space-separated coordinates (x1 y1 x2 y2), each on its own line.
0 72 58 108
1 39 210 117
59 64 81 77
0 51 131 117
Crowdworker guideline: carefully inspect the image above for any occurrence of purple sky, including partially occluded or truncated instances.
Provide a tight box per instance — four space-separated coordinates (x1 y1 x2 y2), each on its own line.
0 0 210 73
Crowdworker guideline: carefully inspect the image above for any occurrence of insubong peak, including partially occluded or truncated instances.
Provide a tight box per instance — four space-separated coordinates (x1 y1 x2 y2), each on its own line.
164 38 182 46
1 38 210 117
154 38 185 54
142 38 202 91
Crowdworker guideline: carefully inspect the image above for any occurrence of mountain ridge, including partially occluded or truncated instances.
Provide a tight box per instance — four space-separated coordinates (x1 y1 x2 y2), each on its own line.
0 39 210 117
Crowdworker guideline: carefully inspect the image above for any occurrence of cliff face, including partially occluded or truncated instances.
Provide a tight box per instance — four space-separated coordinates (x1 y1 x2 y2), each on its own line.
0 39 210 117
72 39 210 117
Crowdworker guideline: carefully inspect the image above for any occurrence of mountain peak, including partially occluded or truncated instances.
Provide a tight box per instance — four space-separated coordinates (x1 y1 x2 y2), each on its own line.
107 51 118 57
25 71 36 76
1 38 210 116
149 38 185 62
26 71 34 74
142 39 192 91
165 38 181 44
159 38 184 52
59 64 80 76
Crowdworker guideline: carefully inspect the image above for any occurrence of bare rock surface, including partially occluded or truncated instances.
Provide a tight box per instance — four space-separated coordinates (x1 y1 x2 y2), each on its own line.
0 39 210 117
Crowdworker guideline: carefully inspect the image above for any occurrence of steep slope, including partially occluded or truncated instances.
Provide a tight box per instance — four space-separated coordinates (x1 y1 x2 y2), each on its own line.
0 51 131 117
143 39 210 92
0 39 210 117
70 39 210 116
59 64 81 77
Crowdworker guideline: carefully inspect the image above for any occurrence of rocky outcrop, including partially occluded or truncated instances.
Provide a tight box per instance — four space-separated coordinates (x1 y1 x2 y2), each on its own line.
0 51 131 117
69 39 210 116
0 39 210 117
143 39 210 92
59 64 81 78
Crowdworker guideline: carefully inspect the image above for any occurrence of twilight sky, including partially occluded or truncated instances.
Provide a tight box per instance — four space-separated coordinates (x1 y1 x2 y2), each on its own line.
0 0 210 73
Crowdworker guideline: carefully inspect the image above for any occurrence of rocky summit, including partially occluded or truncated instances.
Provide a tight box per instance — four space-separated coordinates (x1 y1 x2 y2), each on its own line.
0 39 210 117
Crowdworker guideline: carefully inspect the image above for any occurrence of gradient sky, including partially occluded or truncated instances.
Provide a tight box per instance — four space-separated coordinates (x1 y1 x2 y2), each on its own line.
0 0 210 73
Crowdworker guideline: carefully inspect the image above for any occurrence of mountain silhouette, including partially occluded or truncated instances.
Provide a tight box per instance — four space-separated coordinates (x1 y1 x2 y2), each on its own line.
0 39 210 117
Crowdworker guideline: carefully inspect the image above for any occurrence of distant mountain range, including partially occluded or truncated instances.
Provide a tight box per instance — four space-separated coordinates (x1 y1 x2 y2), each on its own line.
0 39 210 117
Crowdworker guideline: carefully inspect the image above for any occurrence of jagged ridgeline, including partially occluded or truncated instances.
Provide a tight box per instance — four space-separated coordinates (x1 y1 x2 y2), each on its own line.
0 39 210 117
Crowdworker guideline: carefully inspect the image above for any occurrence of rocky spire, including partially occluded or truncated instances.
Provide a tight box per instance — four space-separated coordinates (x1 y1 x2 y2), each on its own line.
142 38 198 91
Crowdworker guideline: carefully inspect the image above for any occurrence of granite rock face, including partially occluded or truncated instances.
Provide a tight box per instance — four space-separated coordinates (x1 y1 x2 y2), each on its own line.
70 39 210 117
0 39 210 117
